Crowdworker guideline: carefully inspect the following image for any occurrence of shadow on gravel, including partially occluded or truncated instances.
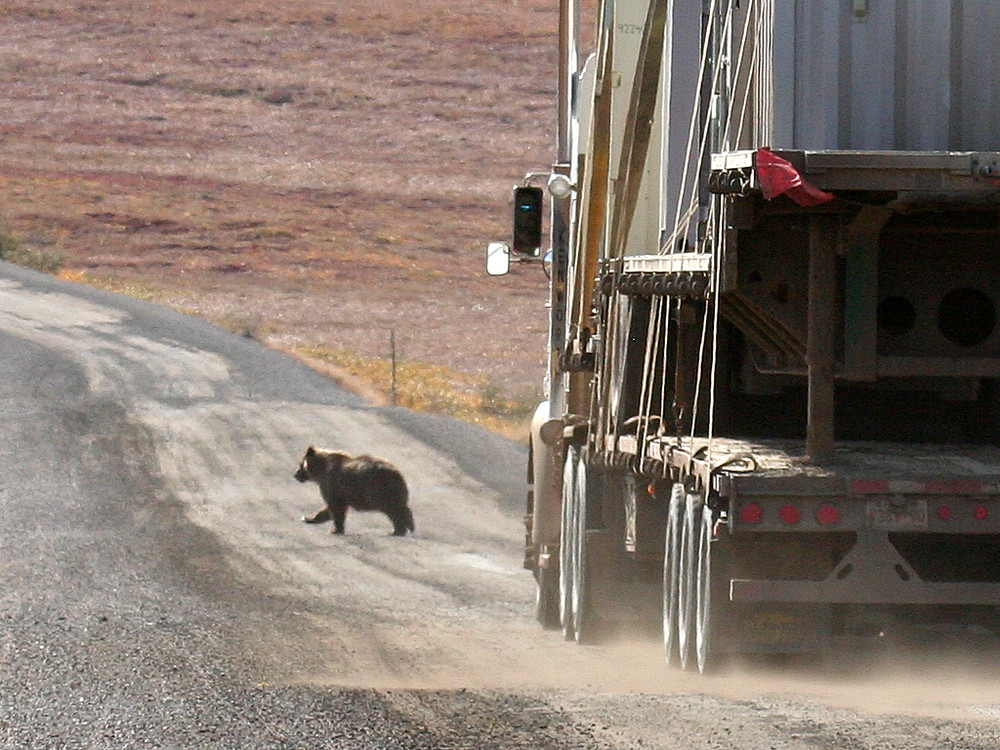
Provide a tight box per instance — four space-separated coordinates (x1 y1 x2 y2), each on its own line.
377 405 528 515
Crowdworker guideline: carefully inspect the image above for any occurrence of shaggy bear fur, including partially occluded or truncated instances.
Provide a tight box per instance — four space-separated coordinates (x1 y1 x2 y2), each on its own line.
294 446 414 536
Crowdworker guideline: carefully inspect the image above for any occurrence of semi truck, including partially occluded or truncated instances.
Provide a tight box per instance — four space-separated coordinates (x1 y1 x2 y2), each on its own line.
489 0 1000 673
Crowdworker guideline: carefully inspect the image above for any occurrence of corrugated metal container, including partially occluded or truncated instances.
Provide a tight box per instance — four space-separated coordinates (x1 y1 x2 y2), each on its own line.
651 0 1000 252
773 0 1000 151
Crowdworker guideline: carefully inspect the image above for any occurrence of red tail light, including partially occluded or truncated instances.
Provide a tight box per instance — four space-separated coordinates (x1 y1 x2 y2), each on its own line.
817 503 840 525
740 502 763 525
779 504 801 525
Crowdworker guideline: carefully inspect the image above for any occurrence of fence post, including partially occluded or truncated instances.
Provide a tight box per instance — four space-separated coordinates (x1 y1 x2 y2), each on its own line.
390 329 398 406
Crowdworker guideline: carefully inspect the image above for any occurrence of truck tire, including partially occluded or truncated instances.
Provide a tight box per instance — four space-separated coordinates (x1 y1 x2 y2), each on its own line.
559 446 578 640
569 447 590 641
676 490 703 670
694 504 714 672
662 483 684 665
568 446 606 643
695 503 730 673
560 446 620 643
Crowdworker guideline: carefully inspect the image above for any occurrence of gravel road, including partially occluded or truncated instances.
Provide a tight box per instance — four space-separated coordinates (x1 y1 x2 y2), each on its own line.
2 261 1000 749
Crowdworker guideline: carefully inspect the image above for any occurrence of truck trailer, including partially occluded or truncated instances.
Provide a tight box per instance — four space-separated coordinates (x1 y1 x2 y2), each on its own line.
490 0 1000 673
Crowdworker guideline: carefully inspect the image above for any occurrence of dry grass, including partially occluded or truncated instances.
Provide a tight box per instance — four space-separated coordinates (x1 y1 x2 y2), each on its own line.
0 224 64 274
295 344 537 440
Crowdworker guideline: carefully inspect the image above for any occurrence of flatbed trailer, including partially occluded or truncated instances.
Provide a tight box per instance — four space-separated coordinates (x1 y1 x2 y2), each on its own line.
627 434 1000 602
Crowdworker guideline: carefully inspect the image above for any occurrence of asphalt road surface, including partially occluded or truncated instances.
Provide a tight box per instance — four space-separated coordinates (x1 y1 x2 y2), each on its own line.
2 261 1000 749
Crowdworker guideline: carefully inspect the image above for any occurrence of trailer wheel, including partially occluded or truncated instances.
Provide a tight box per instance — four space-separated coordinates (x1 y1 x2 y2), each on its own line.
568 447 589 641
676 490 703 670
695 504 720 672
662 483 684 665
559 445 610 643
694 505 712 672
568 447 608 642
693 503 737 673
559 446 579 640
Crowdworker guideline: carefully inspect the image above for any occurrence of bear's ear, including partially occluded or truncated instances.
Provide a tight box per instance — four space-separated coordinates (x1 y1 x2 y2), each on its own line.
305 446 316 457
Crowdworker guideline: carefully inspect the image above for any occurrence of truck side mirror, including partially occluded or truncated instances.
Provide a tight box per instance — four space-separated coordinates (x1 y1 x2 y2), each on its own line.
486 241 510 276
512 186 543 258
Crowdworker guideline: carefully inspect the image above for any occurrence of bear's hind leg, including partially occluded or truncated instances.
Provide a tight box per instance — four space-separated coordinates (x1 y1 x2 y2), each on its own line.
387 509 411 536
303 507 330 524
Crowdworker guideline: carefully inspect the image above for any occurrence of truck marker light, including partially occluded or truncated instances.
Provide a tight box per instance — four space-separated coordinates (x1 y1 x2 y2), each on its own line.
937 505 953 521
817 503 840 525
779 504 801 525
740 502 763 525
975 505 989 521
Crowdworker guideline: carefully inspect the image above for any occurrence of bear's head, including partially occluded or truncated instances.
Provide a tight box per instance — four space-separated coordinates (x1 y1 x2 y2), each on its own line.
294 446 348 482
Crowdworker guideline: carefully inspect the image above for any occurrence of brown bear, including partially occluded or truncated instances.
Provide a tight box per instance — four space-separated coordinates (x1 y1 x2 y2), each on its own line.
294 446 415 536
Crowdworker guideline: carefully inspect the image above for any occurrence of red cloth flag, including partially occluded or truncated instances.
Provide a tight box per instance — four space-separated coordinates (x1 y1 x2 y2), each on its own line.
755 147 834 206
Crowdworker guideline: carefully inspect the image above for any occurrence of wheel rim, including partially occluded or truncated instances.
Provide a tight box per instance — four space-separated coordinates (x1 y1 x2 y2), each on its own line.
677 491 701 671
695 504 713 673
559 446 578 639
570 448 588 642
662 483 684 665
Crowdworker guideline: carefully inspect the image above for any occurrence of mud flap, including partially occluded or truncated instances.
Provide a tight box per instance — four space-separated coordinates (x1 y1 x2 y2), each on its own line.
584 528 661 634
722 603 832 655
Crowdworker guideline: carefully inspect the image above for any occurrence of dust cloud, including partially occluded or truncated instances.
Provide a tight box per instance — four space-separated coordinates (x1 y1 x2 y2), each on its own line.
284 610 1000 722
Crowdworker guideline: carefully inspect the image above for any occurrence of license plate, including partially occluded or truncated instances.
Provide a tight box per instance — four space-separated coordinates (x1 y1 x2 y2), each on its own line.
866 498 928 530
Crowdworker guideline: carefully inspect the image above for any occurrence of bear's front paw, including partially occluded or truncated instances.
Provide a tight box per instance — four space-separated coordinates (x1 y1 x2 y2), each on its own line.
303 508 330 524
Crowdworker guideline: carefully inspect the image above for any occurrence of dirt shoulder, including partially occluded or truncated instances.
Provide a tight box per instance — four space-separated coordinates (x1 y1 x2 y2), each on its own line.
0 0 556 432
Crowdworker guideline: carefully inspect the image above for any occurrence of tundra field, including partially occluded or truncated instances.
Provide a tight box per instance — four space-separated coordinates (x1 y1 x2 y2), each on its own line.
0 0 556 434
